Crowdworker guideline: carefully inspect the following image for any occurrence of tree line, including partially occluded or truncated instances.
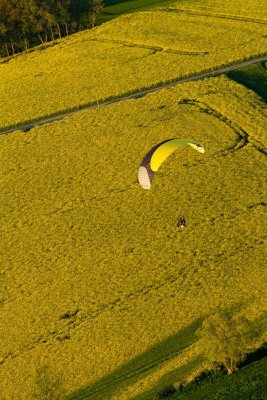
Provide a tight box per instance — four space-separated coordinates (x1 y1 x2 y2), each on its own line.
0 0 103 57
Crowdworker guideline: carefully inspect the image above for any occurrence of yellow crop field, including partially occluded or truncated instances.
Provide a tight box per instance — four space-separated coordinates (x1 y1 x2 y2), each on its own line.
172 0 267 20
0 0 267 130
1 75 266 399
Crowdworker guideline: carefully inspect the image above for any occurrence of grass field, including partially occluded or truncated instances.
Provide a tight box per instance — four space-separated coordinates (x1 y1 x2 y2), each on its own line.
1 75 267 399
0 0 267 130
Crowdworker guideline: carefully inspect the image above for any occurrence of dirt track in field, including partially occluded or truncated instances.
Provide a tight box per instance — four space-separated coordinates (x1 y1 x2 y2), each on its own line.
1 55 267 136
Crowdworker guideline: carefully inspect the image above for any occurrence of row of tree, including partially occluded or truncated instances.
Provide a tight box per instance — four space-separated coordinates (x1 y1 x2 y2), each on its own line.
0 0 104 57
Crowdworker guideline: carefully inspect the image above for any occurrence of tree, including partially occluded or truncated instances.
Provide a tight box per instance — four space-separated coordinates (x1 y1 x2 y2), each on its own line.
0 0 103 57
32 365 66 400
68 0 103 29
89 0 104 27
197 310 255 374
68 0 91 29
0 0 40 53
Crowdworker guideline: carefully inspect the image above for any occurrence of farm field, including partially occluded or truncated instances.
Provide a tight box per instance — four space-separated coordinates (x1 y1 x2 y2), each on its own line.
170 0 267 20
0 0 267 130
1 75 267 399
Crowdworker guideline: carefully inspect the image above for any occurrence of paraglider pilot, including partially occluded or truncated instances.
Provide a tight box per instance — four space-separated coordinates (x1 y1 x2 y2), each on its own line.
177 216 186 228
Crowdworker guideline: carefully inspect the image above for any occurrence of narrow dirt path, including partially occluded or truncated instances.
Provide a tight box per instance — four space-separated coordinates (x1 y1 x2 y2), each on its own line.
1 55 267 136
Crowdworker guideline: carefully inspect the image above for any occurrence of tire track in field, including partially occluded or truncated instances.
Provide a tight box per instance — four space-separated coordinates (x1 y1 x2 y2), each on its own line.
90 37 209 56
69 347 199 400
0 214 204 371
1 55 267 136
0 202 264 370
0 271 191 375
0 270 185 369
2 108 265 367
167 8 267 26
195 202 266 231
178 98 267 157
0 64 266 374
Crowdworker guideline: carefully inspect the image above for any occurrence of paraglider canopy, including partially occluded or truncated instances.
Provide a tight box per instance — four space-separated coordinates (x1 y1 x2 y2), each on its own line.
138 138 204 189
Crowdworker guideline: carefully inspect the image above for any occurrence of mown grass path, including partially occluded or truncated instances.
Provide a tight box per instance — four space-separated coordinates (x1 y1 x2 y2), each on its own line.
1 55 267 136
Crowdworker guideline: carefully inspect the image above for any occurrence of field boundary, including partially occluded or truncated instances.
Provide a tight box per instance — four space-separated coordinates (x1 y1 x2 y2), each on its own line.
167 8 267 26
1 52 267 136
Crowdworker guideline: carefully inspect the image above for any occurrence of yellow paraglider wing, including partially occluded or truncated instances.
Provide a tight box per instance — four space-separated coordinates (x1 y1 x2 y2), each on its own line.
151 139 188 171
138 138 204 190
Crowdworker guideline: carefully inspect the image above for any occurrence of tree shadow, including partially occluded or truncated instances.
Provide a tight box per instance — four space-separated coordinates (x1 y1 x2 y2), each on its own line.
104 0 136 6
228 62 267 103
240 312 267 368
68 318 203 400
240 343 267 369
97 0 177 23
129 355 203 400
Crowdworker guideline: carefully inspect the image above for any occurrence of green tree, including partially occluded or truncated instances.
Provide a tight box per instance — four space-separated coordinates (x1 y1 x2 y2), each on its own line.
32 365 66 400
0 0 40 53
68 0 91 29
0 20 8 56
197 310 255 374
0 0 103 57
68 0 103 29
0 0 18 55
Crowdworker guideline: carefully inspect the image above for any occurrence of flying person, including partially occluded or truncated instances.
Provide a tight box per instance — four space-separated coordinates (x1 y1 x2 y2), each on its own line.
177 216 186 228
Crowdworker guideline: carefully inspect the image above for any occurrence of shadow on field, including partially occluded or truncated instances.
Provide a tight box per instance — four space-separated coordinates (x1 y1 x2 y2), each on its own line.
228 62 267 102
240 312 267 367
68 318 203 400
241 342 267 368
132 344 267 400
130 355 203 400
97 0 177 24
104 0 135 6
